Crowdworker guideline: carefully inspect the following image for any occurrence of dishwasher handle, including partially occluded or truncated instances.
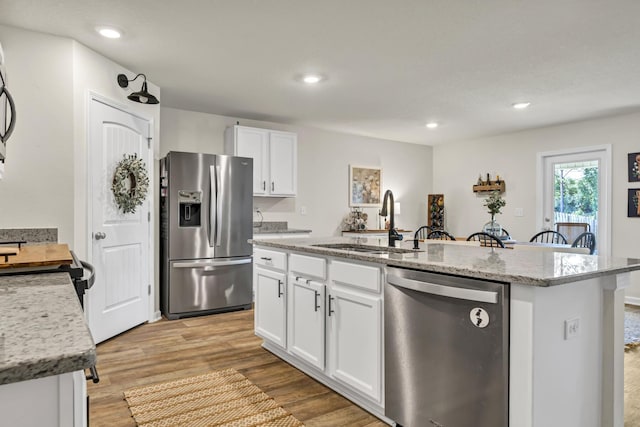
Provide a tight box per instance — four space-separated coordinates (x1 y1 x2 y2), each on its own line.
387 274 498 304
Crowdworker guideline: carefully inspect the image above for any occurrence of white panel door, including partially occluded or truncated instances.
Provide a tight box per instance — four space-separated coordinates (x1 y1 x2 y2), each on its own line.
269 131 297 196
289 276 325 370
254 266 286 348
88 99 151 343
328 287 382 403
538 145 610 256
235 126 269 195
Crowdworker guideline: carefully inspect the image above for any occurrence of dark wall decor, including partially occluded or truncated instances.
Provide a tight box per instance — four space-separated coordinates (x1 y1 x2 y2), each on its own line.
628 152 640 182
628 189 640 217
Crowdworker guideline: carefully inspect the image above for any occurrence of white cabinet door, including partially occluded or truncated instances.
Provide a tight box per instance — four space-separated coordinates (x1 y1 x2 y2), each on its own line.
289 276 325 370
254 266 287 348
328 287 382 403
269 131 297 196
226 125 297 197
235 127 269 195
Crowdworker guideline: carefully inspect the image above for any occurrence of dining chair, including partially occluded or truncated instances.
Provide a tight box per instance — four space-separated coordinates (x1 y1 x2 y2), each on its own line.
466 232 506 248
499 227 510 239
426 230 457 241
571 232 596 255
529 230 568 244
556 222 590 245
414 225 434 240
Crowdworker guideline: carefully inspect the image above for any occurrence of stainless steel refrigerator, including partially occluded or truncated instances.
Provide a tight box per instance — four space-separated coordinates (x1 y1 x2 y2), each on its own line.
160 151 253 319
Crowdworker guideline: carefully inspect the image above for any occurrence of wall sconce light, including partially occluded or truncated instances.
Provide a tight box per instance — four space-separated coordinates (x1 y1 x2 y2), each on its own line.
117 73 159 104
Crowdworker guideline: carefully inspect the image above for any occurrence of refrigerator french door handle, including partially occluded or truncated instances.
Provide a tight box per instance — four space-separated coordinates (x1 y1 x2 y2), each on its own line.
173 258 252 268
387 274 498 304
209 164 222 247
215 165 222 246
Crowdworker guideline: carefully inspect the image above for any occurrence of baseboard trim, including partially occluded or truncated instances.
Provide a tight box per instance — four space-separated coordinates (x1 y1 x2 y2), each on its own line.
150 310 162 322
625 296 640 307
262 341 393 426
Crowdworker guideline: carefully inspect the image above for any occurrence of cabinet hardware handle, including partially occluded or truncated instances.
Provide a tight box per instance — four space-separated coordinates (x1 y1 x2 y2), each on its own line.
277 280 284 298
306 279 311 284
314 290 320 312
263 181 266 190
94 232 107 240
328 294 335 316
260 257 272 261
85 365 100 384
295 276 301 281
271 181 275 191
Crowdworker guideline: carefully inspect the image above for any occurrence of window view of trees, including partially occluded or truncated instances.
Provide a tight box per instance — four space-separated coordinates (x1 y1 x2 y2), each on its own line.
554 163 599 215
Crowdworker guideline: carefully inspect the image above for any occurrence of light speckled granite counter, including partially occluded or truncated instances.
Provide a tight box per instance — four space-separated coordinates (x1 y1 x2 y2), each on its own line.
0 228 58 244
0 273 96 385
253 221 311 235
252 237 640 287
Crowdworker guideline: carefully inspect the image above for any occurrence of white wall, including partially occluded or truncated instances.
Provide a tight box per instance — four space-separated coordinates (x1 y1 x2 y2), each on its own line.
0 26 75 242
433 112 640 299
160 107 434 237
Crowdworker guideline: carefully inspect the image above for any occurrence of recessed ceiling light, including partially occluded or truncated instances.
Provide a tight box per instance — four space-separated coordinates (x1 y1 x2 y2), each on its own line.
302 74 322 84
96 27 121 39
425 122 439 129
512 102 531 110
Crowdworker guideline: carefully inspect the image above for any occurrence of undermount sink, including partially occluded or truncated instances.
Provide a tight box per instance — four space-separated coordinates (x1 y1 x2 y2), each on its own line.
311 243 419 254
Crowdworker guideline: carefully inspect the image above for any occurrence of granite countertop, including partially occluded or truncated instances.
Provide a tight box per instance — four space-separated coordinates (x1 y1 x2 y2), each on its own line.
253 221 312 235
0 273 96 385
251 236 640 287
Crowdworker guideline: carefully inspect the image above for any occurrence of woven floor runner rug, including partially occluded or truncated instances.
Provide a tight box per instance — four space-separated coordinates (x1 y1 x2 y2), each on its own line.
124 368 304 427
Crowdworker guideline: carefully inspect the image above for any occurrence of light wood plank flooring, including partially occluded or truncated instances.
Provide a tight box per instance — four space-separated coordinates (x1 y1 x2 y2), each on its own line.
88 309 387 426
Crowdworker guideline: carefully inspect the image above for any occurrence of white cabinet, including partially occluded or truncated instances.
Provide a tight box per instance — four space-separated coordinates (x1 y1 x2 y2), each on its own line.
254 265 287 348
0 370 87 427
225 125 297 197
327 287 382 403
327 261 383 403
289 276 325 370
288 254 327 370
253 245 385 419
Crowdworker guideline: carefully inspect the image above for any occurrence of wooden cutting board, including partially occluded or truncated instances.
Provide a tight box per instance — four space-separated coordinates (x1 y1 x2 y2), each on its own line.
0 243 73 269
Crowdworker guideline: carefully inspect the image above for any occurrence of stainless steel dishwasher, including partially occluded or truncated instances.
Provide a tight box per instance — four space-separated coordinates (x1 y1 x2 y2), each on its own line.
385 266 509 427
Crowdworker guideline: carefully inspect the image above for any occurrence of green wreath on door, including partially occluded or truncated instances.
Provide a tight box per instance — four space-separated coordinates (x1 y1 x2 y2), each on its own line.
111 154 149 214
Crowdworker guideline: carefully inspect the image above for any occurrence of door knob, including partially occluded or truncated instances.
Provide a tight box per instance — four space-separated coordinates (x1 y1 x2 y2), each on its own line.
94 232 106 240
544 217 551 222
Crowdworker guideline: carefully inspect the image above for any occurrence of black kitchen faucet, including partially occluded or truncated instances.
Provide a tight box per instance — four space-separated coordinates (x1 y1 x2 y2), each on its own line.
379 189 403 247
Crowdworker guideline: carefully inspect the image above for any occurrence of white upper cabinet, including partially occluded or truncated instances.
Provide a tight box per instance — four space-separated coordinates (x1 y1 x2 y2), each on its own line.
225 125 297 197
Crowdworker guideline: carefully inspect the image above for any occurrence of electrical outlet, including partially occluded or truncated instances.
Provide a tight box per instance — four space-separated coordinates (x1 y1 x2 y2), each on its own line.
514 208 524 217
300 206 307 215
564 318 580 340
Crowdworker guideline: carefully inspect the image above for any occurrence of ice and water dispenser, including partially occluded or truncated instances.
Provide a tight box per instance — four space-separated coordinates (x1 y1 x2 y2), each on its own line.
178 190 202 227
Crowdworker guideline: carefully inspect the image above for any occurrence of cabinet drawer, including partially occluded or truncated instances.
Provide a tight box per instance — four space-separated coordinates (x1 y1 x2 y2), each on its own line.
330 261 381 293
290 253 326 280
254 248 287 271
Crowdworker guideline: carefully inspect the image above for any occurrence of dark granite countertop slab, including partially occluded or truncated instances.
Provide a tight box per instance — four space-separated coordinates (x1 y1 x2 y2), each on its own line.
0 273 96 385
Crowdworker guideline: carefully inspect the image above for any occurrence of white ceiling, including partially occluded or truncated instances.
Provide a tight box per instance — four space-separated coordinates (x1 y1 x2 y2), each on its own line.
1 0 640 145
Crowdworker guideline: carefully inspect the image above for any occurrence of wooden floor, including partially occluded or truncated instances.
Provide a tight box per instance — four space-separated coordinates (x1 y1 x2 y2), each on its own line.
88 309 387 426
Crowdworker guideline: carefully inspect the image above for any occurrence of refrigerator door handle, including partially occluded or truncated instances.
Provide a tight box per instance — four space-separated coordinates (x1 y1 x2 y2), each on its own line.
209 164 222 247
215 165 222 246
173 258 252 268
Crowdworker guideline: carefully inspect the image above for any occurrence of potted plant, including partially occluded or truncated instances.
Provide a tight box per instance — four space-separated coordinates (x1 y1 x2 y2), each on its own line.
483 191 506 236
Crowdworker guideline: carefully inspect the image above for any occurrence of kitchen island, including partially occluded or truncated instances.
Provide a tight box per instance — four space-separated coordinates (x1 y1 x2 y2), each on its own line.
252 236 640 427
0 272 96 427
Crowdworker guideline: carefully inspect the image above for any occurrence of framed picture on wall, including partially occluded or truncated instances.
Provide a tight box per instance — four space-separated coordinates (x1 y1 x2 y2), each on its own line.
349 165 382 207
628 152 640 182
628 189 640 217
